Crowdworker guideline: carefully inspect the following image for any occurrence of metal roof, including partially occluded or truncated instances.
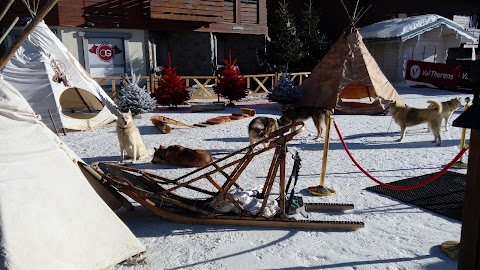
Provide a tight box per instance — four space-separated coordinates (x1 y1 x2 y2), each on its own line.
360 14 478 43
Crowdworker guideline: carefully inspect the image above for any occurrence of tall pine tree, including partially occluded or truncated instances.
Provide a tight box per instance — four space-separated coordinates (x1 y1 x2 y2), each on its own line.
299 0 330 71
116 70 156 115
263 0 304 72
152 53 190 107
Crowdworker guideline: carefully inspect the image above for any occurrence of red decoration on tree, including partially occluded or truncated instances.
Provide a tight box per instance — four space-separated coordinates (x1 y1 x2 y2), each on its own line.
214 51 247 105
152 52 190 107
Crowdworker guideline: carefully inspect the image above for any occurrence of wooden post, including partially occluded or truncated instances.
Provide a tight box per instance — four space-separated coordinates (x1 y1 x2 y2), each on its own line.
458 129 480 269
454 70 480 268
150 74 155 94
111 80 117 102
0 0 58 69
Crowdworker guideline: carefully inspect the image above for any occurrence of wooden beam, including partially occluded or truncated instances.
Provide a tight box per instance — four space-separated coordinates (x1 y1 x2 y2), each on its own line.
0 0 58 69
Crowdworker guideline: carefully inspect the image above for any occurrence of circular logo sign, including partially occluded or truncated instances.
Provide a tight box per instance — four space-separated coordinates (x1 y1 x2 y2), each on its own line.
96 44 114 62
410 65 421 79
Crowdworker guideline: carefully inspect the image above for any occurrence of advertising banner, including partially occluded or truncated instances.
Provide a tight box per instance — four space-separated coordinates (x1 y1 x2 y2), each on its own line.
405 60 461 89
446 59 479 88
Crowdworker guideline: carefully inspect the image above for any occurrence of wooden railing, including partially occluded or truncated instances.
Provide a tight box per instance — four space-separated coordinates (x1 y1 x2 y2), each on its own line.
94 72 310 101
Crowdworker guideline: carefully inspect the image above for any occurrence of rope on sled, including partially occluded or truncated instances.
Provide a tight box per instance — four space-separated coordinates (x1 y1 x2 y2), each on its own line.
333 121 469 191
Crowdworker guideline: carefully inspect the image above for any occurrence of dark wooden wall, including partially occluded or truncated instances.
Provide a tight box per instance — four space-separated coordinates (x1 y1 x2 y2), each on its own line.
2 0 267 35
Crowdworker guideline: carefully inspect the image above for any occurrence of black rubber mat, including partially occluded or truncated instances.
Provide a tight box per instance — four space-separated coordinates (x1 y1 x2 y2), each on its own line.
366 171 466 221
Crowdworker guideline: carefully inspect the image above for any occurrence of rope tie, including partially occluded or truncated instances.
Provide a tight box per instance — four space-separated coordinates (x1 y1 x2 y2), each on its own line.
333 121 469 191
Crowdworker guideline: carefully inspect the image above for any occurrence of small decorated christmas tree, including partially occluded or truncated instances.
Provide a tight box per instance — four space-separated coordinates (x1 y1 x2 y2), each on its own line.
214 52 247 105
116 70 156 115
152 53 190 107
267 72 301 105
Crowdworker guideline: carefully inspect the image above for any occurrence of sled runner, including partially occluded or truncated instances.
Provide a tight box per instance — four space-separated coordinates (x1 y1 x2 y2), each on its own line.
93 122 364 230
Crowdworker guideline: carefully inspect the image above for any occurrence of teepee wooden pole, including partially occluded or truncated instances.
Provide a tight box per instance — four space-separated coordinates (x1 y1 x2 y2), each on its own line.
0 0 15 21
48 109 59 136
1 1 15 21
0 17 19 44
0 0 58 69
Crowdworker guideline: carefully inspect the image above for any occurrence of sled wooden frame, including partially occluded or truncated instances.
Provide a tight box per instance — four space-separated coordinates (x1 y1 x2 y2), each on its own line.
93 122 364 230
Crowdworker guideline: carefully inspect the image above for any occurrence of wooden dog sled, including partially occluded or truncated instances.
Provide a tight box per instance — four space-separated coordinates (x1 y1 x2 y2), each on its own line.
93 122 364 230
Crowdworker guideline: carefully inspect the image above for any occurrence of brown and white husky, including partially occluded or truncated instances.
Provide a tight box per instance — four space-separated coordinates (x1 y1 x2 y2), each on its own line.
152 145 213 167
385 100 443 145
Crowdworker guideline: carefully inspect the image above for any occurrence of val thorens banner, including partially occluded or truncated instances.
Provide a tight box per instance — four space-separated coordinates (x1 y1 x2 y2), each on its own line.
406 60 461 89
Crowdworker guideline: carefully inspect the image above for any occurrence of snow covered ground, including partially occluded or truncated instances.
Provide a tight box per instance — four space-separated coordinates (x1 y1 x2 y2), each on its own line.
62 85 472 270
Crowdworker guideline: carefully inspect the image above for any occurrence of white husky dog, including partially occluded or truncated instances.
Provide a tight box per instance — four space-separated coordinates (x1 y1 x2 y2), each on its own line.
116 109 148 163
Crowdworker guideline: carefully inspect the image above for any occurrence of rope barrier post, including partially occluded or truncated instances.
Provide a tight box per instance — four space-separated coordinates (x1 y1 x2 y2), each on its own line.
308 109 336 196
452 97 470 169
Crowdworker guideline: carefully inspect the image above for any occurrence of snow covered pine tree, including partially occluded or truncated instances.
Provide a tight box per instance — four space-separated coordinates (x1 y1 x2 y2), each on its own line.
116 71 156 115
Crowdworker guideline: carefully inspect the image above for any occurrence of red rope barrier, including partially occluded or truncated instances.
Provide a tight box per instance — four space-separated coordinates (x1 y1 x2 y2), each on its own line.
333 121 468 191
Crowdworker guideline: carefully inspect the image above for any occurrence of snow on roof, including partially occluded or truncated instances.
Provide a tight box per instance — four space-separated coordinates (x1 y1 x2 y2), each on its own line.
360 14 478 42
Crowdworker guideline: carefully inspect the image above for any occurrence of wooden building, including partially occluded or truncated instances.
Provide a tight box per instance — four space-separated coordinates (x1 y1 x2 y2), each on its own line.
1 0 268 76
360 15 478 83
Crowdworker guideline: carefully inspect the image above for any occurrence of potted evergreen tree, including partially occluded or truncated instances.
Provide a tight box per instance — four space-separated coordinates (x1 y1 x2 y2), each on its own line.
213 52 248 107
267 72 301 106
151 52 190 108
116 70 156 115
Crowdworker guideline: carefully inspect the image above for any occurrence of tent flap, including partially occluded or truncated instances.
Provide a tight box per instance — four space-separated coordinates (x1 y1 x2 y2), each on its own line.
0 79 145 270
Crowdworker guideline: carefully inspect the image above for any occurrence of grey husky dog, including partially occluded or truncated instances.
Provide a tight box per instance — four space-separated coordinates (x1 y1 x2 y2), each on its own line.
248 116 280 147
278 105 327 140
428 97 463 131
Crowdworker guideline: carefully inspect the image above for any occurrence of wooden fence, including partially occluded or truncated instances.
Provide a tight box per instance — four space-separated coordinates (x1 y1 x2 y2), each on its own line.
95 72 310 101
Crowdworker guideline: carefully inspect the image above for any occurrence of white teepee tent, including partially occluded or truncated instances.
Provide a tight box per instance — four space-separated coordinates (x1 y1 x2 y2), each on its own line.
1 21 116 132
0 76 145 270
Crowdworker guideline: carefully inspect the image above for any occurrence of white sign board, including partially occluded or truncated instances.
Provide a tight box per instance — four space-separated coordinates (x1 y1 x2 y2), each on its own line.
87 38 125 77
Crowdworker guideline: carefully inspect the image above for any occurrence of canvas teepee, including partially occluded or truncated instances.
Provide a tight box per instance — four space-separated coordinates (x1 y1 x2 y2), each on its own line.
1 21 117 132
0 76 145 270
296 29 405 114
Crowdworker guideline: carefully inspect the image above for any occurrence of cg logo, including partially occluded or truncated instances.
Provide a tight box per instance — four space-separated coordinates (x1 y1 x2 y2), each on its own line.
95 44 114 62
88 42 121 62
410 65 421 79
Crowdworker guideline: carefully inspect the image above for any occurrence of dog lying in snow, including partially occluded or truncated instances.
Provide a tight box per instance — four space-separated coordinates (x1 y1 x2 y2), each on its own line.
152 145 213 167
